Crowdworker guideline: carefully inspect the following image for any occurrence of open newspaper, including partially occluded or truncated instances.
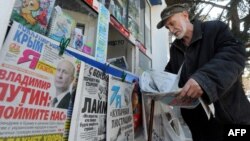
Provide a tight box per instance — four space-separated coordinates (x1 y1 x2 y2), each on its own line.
139 70 215 119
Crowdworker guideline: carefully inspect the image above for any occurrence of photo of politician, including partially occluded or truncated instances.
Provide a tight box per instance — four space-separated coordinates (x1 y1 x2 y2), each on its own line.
51 59 75 109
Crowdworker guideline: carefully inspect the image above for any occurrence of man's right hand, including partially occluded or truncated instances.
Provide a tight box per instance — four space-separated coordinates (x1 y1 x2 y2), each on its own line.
178 78 203 99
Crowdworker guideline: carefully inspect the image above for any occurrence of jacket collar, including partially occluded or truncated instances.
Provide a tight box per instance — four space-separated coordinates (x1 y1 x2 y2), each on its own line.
190 19 203 44
172 19 203 52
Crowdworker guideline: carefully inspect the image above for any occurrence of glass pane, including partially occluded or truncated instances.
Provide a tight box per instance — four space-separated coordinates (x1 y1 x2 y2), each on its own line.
138 0 145 43
139 51 152 71
54 0 99 57
128 0 140 38
145 1 151 53
108 0 128 27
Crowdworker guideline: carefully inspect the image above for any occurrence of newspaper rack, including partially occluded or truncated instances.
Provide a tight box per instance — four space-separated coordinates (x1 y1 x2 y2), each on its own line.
148 98 155 141
143 92 196 141
146 97 185 141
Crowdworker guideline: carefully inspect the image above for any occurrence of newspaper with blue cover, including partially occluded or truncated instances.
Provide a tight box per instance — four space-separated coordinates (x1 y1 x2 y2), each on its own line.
107 76 134 141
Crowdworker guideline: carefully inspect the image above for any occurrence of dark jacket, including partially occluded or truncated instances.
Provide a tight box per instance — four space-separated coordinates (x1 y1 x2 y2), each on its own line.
165 20 250 124
57 92 71 109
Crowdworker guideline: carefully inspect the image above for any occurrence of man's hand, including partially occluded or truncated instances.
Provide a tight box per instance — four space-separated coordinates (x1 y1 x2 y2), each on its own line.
178 78 203 99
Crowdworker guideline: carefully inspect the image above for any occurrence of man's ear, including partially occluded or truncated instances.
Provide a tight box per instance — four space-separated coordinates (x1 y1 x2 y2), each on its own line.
182 11 189 20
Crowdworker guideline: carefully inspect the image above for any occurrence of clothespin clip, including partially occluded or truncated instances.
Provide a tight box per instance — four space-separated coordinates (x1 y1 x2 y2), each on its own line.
121 71 127 82
59 38 70 56
103 63 110 74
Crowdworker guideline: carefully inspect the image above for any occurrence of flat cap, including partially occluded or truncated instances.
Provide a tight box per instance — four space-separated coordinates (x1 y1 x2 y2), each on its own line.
157 4 188 29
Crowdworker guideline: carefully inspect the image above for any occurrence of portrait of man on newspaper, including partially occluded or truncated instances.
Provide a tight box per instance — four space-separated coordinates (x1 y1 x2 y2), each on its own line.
154 3 250 141
51 59 75 109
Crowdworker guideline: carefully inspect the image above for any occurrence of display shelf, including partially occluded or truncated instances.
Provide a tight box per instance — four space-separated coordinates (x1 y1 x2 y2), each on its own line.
56 0 97 15
56 0 137 73
110 16 131 41
55 0 98 57
136 40 146 54
82 0 139 47
107 26 135 72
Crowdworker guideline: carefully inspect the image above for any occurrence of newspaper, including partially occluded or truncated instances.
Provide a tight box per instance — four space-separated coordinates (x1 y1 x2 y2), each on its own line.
139 70 215 118
131 82 144 141
139 70 199 108
69 63 108 141
0 21 81 140
106 76 134 141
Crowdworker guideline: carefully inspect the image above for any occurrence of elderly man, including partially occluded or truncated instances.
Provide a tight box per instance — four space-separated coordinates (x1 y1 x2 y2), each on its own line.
52 59 75 109
157 3 250 141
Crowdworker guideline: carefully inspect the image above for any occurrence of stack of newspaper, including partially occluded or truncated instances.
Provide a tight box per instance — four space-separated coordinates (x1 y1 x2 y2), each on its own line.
139 70 215 119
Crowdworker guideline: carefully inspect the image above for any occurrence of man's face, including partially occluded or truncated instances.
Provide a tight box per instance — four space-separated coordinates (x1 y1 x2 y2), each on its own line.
54 61 74 92
164 12 188 39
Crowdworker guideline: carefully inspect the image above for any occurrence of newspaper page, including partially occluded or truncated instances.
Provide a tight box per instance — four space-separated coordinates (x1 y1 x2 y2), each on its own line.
107 76 134 141
0 21 81 140
132 82 144 141
139 70 200 108
140 69 214 119
69 63 108 141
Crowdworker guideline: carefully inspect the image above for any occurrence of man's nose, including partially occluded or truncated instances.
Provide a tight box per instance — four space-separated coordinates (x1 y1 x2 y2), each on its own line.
57 71 63 78
169 27 174 33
